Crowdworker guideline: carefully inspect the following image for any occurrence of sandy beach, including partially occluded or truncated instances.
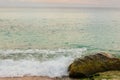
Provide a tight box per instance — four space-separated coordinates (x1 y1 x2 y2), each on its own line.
0 76 74 80
0 76 55 80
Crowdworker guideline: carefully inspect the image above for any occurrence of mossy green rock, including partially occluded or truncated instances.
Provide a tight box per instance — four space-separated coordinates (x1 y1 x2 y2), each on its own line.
68 52 120 78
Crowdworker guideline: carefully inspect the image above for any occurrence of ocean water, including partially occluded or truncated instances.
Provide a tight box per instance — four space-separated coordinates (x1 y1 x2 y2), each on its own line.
0 8 120 77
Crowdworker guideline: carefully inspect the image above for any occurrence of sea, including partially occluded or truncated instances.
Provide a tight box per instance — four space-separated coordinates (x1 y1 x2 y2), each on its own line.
0 7 120 77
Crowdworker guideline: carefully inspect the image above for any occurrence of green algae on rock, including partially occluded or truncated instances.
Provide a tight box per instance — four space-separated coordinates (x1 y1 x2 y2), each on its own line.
68 52 120 78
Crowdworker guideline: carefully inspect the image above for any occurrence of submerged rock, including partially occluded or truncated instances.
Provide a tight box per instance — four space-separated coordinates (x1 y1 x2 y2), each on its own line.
68 52 120 78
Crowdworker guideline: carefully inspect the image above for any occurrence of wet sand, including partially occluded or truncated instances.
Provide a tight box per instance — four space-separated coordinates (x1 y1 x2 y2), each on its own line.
0 76 55 80
0 76 75 80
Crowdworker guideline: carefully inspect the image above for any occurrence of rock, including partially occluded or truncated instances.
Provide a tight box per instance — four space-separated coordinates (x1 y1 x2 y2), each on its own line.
68 52 120 78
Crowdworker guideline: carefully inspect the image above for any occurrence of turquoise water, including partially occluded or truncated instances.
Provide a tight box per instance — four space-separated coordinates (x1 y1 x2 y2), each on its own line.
0 8 120 77
0 8 120 51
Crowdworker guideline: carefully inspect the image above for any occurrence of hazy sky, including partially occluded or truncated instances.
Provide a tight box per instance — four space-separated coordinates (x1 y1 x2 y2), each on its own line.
0 0 120 7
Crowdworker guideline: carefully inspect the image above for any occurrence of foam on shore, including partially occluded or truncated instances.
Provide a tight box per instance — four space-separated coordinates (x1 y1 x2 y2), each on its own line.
0 48 86 77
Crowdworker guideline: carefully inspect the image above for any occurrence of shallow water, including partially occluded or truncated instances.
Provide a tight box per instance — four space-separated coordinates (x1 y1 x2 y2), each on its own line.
0 8 120 77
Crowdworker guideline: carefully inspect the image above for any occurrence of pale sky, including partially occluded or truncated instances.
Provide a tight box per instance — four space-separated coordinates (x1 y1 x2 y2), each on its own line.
0 0 120 7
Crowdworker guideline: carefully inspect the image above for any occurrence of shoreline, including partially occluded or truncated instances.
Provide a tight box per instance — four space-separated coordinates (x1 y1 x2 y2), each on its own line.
0 71 120 80
0 76 73 80
0 76 55 80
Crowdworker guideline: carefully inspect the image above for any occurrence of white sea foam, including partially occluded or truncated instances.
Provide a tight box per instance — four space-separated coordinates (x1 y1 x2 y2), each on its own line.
0 48 86 55
0 48 86 77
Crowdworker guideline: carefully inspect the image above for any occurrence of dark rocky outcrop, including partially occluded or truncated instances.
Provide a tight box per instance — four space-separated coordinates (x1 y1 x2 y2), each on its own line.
68 52 120 78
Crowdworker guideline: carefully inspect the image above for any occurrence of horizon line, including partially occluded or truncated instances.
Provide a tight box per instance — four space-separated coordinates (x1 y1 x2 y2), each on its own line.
0 6 120 9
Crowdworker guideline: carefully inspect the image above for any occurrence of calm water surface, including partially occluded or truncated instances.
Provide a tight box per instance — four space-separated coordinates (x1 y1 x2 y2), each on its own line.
0 8 120 51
